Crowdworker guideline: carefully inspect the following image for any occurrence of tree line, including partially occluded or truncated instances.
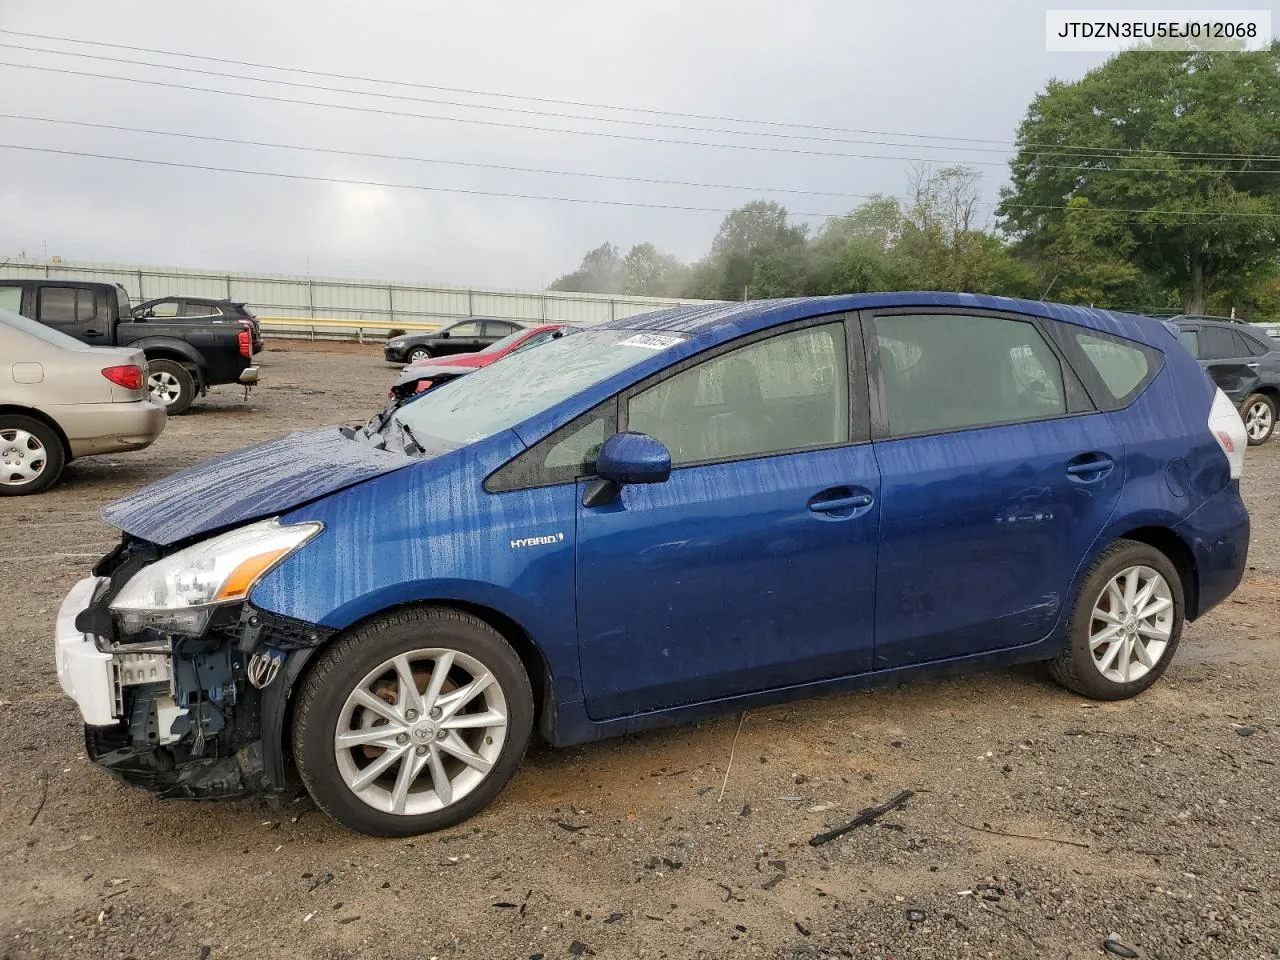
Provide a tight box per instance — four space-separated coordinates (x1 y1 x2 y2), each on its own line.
551 44 1280 318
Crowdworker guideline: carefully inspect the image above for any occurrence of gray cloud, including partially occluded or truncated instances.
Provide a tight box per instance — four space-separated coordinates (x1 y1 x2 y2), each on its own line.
0 0 1125 287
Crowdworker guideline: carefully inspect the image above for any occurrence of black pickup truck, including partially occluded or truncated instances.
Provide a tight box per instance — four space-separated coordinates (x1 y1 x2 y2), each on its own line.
0 280 259 415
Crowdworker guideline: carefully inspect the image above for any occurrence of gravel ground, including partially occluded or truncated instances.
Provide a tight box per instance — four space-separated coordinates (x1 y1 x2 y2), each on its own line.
1 343 1277 960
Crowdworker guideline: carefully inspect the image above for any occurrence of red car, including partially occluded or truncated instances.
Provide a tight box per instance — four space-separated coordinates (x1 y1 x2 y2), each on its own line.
388 323 576 400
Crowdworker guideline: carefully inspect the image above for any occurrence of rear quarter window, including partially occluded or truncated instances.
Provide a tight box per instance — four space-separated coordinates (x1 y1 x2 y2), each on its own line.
1060 326 1164 411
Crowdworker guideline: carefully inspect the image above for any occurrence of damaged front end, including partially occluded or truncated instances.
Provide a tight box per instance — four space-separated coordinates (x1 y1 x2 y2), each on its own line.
55 520 332 800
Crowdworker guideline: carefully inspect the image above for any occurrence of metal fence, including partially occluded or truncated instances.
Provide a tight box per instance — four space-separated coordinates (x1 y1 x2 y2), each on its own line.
0 258 712 342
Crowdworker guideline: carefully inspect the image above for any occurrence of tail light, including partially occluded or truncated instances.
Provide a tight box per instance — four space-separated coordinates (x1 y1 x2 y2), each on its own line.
414 380 434 393
1208 388 1246 479
238 322 252 358
101 365 144 391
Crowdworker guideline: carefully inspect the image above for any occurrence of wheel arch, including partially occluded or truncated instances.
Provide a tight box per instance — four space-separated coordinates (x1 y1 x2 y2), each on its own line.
265 597 557 790
134 339 206 376
1109 525 1201 620
0 404 73 462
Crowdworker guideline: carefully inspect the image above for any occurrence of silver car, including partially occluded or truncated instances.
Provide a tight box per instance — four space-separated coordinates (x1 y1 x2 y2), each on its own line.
1 308 166 495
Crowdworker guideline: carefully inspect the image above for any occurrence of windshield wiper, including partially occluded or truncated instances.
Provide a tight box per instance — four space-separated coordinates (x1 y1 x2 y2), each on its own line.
396 418 423 455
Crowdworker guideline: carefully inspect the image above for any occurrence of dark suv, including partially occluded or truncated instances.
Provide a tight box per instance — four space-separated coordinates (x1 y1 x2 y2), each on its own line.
1172 315 1280 444
134 297 263 354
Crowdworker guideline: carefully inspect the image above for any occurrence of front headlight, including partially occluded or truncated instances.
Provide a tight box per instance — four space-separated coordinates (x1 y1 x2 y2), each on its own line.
387 338 405 347
111 517 323 635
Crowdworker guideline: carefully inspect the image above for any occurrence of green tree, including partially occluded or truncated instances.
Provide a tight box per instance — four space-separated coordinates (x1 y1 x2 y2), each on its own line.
621 243 690 297
685 201 809 300
549 242 624 294
999 44 1280 313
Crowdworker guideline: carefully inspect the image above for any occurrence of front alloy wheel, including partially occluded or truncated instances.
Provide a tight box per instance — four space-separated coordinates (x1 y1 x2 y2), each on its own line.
293 608 533 835
334 649 508 815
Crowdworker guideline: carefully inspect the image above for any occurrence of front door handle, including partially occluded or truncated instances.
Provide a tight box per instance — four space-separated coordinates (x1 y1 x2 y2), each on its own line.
810 494 872 512
808 487 875 516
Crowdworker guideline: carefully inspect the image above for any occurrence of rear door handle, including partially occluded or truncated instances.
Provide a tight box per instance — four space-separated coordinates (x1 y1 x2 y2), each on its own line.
1066 453 1115 482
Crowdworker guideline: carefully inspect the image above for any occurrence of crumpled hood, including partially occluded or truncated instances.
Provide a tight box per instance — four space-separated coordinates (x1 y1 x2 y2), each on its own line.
102 427 414 546
393 360 484 389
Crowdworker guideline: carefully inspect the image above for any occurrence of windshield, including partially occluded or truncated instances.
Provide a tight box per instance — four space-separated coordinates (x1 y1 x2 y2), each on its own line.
0 307 94 351
478 328 533 356
388 328 685 447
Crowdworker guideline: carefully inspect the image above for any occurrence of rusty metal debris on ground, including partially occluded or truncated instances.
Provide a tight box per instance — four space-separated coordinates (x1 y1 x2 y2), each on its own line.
306 872 333 893
809 789 914 846
1103 936 1139 957
27 774 47 827
944 811 1091 849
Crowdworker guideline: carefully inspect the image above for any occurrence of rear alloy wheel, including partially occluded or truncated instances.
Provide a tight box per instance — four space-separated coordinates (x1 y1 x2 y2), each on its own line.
1241 393 1275 445
1048 539 1183 700
293 608 533 836
408 347 431 363
146 359 196 415
0 415 65 495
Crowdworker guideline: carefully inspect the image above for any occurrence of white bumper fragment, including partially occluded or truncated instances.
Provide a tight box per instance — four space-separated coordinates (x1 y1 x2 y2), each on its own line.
54 576 118 726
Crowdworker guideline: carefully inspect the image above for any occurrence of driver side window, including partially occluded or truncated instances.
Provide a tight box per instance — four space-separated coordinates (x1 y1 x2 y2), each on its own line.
625 322 850 467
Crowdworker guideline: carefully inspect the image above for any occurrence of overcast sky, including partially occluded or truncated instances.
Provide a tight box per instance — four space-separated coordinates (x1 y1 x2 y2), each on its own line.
0 1 1268 289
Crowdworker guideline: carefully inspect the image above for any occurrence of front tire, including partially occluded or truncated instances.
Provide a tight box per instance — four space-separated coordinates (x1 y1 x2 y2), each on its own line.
407 347 432 364
147 359 196 415
0 415 65 495
1048 539 1184 700
1241 393 1275 446
292 607 534 836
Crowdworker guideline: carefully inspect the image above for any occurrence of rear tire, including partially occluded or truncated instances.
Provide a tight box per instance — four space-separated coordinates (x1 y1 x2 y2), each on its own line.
292 607 534 837
147 359 196 415
0 415 65 495
1048 539 1184 700
1241 393 1275 446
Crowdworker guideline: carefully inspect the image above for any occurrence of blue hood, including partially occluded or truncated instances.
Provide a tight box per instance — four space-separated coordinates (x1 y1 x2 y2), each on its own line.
103 427 415 546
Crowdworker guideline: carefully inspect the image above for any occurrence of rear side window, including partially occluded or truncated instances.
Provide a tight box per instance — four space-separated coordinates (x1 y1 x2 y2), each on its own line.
1060 327 1163 410
1199 326 1238 360
0 286 21 313
1239 333 1270 357
873 313 1069 437
182 301 220 317
38 288 95 327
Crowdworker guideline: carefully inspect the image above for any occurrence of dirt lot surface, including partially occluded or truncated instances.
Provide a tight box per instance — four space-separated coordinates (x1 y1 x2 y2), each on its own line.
2 344 1278 960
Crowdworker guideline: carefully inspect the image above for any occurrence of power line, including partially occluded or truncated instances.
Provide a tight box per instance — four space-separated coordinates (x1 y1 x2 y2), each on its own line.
0 40 1031 155
4 142 1277 219
0 113 896 201
2 29 1273 164
0 28 1040 148
4 59 1274 176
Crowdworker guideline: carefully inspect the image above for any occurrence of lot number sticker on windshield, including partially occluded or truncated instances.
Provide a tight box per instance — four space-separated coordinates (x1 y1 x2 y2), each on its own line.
618 333 687 350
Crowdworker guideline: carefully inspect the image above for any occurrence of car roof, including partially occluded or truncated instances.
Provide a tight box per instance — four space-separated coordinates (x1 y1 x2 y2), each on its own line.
138 295 235 305
597 293 1160 344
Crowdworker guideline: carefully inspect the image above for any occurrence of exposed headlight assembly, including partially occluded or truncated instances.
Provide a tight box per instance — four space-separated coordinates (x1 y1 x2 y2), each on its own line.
111 518 322 635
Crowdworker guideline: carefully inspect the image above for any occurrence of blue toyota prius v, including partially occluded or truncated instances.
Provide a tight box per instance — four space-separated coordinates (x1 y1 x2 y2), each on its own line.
54 293 1250 836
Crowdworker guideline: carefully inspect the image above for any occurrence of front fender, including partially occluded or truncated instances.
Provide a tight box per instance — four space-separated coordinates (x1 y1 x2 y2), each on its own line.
248 435 581 703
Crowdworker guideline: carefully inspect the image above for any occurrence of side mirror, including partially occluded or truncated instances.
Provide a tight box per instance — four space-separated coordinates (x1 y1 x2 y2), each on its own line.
596 432 671 485
438 330 451 338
